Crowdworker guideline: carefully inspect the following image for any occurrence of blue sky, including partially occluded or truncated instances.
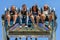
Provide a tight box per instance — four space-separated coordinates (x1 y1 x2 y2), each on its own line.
0 0 60 40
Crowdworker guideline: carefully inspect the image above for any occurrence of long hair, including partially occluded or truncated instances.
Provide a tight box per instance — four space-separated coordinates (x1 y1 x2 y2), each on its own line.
32 5 38 12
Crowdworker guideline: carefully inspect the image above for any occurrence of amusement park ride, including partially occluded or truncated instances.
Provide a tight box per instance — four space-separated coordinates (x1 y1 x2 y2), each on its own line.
1 5 57 40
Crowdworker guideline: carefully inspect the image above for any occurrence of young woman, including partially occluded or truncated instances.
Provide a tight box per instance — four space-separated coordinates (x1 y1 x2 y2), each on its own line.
5 6 18 27
41 4 53 30
29 5 41 25
41 4 49 23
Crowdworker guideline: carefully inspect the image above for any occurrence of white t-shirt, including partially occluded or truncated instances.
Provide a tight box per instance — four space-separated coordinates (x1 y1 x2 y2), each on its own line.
43 10 48 16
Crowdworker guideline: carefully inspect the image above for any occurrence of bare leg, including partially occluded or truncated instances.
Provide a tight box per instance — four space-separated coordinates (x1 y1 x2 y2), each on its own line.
30 15 34 24
36 15 40 24
13 14 18 24
49 15 52 24
35 38 37 40
48 15 52 30
41 14 46 28
41 14 46 24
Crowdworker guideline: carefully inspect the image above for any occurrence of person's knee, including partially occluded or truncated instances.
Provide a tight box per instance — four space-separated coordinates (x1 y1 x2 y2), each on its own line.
49 15 52 20
8 15 10 17
41 14 45 17
14 14 18 17
6 14 10 19
41 14 46 20
30 15 34 19
36 16 40 19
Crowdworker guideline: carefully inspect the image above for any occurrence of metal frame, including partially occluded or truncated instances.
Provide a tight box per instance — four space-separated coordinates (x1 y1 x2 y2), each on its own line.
2 8 57 40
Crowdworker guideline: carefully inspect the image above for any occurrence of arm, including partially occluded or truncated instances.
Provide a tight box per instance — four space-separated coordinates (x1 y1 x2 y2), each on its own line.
29 11 32 16
38 11 41 16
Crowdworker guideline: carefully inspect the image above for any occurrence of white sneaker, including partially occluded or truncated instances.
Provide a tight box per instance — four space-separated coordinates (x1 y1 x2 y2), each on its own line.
19 26 22 28
48 25 50 28
25 26 28 27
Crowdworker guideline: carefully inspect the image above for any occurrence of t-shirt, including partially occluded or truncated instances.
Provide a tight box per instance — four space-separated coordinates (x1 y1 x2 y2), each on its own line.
43 10 48 16
21 10 27 16
10 11 15 15
32 11 38 16
21 10 27 19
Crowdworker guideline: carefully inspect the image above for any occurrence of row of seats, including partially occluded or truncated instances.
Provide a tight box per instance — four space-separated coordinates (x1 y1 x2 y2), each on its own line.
1 5 57 30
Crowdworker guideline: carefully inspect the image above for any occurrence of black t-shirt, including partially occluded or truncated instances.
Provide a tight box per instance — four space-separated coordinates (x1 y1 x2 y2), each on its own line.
21 10 27 16
10 11 15 15
32 11 38 16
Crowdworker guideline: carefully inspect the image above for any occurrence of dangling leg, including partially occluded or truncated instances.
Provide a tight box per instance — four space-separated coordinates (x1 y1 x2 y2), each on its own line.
13 13 18 24
48 15 52 30
36 15 40 25
49 15 52 25
30 15 34 24
41 14 46 28
41 14 46 24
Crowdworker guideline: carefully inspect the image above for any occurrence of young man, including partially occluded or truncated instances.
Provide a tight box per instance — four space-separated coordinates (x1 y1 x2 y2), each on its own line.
5 6 18 27
29 5 41 25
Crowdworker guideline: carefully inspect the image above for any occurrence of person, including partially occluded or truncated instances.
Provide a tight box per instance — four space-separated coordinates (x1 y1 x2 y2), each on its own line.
41 4 49 23
29 5 41 25
5 6 18 27
20 4 28 27
41 4 53 30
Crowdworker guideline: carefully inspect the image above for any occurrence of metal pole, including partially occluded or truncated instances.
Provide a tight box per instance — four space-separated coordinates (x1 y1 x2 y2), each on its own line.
15 38 17 40
30 37 32 40
19 37 21 40
26 37 28 40
48 35 52 40
35 38 37 40
52 31 56 40
7 36 10 40
2 20 7 40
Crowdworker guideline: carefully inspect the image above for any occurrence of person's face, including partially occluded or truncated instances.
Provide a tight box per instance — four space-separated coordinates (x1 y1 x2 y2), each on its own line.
22 5 26 10
44 6 48 11
33 6 36 12
11 6 16 11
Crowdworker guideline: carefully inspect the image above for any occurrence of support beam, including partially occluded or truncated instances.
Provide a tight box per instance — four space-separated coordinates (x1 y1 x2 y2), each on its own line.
15 38 17 40
52 31 56 40
2 21 7 40
7 36 10 40
19 37 21 40
26 37 28 40
35 38 37 40
30 37 32 40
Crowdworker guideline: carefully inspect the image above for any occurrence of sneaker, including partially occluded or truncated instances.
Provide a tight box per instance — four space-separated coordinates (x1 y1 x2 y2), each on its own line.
8 25 11 27
48 25 52 30
19 26 22 28
25 25 28 27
